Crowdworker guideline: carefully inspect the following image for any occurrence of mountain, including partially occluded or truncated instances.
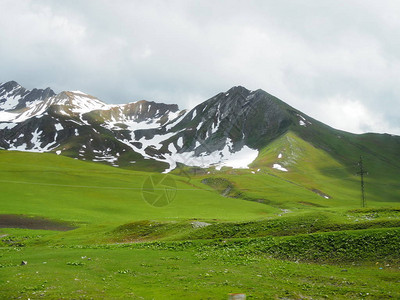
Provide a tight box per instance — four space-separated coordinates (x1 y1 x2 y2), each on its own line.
0 80 55 111
0 82 309 171
0 80 399 200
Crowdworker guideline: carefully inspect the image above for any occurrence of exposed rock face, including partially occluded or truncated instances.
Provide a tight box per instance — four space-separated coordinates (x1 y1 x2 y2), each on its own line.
169 86 295 155
0 80 348 172
0 81 187 171
0 80 55 111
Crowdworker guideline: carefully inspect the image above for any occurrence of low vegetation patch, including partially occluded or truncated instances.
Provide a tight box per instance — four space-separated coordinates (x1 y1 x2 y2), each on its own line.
121 228 400 264
181 211 400 240
109 220 191 242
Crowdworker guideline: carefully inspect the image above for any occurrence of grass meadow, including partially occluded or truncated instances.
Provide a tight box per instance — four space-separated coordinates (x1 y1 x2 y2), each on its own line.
1 150 399 299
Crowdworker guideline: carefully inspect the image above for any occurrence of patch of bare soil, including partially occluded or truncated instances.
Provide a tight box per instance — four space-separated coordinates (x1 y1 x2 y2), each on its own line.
0 214 76 231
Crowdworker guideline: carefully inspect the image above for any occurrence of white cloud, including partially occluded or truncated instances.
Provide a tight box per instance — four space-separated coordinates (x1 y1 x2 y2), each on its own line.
0 0 399 135
312 96 400 135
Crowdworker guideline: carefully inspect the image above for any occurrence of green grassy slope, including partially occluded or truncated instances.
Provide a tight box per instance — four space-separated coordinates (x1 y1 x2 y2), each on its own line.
1 150 400 299
249 130 400 205
0 150 270 225
1 226 400 299
292 118 400 203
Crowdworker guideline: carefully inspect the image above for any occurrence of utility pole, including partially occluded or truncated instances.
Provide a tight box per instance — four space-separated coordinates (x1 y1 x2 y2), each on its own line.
357 156 367 208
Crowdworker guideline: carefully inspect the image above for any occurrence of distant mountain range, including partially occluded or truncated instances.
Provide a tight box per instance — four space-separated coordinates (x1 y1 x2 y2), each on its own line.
1 80 399 182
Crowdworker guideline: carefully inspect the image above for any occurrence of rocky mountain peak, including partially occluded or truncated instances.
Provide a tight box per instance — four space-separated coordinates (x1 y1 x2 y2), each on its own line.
1 80 21 90
0 80 56 112
226 85 251 97
0 81 322 173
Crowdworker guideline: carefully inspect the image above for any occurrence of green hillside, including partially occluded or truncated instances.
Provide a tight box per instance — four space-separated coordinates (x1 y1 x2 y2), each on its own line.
1 150 400 299
250 130 400 206
0 150 271 224
291 116 400 200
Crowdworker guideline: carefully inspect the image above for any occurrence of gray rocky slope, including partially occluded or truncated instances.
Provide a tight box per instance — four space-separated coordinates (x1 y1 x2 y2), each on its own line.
1 81 398 174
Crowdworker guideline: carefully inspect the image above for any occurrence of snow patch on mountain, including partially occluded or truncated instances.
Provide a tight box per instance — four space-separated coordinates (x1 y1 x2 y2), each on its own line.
214 145 258 170
0 122 17 130
55 123 63 131
273 163 288 172
164 110 186 130
211 122 219 134
246 94 255 101
297 114 311 127
104 118 160 132
0 85 23 110
4 91 108 123
162 139 258 173
66 92 108 114
2 95 22 110
7 128 58 153
28 128 41 149
93 154 118 164
14 103 48 122
71 90 88 95
166 110 183 123
0 111 17 122
177 137 183 148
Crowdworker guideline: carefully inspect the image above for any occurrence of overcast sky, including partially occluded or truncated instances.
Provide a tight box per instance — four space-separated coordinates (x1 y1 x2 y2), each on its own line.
1 0 399 135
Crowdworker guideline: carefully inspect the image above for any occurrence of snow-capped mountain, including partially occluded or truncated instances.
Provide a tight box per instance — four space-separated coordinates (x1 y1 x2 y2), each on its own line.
0 81 189 171
1 80 399 175
0 80 55 111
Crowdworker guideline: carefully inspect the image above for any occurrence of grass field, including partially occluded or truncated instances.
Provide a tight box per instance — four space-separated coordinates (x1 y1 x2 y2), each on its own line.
1 150 400 299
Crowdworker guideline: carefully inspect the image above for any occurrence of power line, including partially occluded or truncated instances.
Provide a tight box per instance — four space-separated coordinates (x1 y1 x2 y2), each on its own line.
357 156 368 208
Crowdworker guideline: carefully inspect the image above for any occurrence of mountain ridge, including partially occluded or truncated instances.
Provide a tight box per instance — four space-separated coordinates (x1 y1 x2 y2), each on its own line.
0 80 399 180
0 80 56 111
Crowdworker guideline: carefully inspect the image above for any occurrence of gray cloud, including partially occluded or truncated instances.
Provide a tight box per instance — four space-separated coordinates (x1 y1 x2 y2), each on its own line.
0 0 399 134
